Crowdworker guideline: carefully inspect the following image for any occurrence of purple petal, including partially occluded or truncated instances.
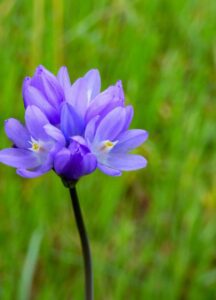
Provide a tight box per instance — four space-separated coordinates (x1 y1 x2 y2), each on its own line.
94 107 128 142
57 66 71 88
115 80 124 103
84 116 99 143
22 77 31 105
25 106 50 141
4 119 30 148
122 105 134 131
57 66 71 100
67 78 88 117
112 130 148 153
54 148 71 175
33 65 63 108
85 81 124 122
98 163 122 176
0 148 40 169
54 144 96 180
23 80 42 107
71 136 87 147
43 124 66 146
85 91 113 122
16 167 48 178
60 103 84 139
54 147 82 180
106 154 147 171
23 85 60 124
16 159 52 178
83 69 101 102
80 153 97 176
68 139 88 154
105 80 124 104
27 71 43 90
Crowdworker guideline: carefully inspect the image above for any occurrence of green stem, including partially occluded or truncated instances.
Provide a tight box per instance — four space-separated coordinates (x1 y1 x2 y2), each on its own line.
69 187 93 300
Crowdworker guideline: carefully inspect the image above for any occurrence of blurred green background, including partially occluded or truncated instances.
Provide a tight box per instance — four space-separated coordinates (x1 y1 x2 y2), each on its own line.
0 0 215 299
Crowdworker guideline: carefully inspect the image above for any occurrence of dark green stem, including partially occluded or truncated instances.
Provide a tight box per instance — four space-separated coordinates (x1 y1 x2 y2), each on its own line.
69 187 93 300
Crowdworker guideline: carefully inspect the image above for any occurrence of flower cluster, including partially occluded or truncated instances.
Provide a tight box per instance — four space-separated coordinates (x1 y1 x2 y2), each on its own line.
0 66 148 182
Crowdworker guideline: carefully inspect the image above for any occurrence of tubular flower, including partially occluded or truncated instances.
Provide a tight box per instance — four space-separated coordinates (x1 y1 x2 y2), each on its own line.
0 66 148 181
54 137 97 182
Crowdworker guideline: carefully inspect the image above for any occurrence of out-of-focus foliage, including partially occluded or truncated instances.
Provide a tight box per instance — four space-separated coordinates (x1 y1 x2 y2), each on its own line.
0 0 215 299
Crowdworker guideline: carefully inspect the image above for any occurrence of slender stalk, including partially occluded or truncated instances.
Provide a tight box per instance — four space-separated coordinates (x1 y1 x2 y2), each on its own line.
69 187 93 300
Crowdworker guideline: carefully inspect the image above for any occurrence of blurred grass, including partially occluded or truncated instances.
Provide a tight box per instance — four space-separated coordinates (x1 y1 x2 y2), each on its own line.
0 0 215 299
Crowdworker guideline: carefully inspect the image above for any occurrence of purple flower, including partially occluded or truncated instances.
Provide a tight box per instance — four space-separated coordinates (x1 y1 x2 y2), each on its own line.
0 66 148 181
59 79 125 142
22 65 124 127
22 65 101 125
84 106 148 176
0 106 65 177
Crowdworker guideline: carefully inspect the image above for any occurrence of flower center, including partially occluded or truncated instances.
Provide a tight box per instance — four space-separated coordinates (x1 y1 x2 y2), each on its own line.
29 137 43 152
32 143 40 151
99 140 118 153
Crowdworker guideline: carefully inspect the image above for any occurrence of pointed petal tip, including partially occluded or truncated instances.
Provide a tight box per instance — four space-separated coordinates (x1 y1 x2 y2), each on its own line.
59 65 67 69
23 76 31 83
35 65 52 77
36 64 45 73
83 69 101 101
86 68 100 74
136 129 149 143
58 65 69 74
141 157 148 168
116 80 122 87
143 130 149 141
132 156 147 169
22 77 32 97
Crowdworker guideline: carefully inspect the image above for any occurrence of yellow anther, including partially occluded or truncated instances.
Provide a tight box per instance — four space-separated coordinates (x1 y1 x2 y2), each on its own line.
32 143 40 151
29 137 43 152
104 141 114 148
99 140 117 152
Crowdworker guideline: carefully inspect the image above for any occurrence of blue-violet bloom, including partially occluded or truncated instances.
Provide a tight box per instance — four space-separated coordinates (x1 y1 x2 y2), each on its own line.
0 66 148 181
84 106 148 176
0 105 65 177
22 65 124 129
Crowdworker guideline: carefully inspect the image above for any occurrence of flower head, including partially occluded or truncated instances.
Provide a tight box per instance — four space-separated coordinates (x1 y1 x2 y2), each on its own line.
0 66 148 181
22 65 124 127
